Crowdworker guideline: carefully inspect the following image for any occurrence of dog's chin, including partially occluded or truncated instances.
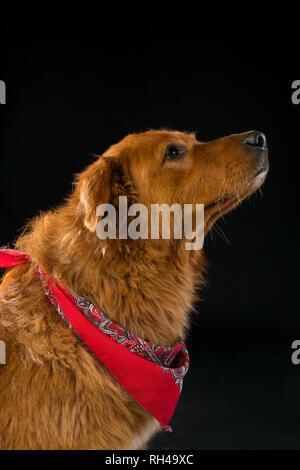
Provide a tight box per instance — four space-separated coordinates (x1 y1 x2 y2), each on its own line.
204 166 268 234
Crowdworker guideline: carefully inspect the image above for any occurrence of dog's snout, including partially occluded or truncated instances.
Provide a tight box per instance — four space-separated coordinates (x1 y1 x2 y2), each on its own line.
243 131 268 151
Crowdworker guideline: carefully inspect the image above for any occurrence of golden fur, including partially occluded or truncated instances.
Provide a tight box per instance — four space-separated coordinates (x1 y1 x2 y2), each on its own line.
0 130 268 449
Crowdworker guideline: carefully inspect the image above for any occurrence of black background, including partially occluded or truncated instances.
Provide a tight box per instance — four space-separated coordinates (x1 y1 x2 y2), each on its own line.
0 9 298 449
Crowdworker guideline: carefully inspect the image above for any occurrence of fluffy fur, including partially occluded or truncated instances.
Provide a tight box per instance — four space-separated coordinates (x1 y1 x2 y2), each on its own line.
0 130 268 449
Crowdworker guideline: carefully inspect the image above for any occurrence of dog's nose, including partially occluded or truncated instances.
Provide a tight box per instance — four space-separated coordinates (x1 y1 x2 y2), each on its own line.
243 131 268 151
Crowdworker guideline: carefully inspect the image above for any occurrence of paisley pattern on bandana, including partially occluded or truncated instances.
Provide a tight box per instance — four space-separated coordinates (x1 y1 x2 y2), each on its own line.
36 268 189 389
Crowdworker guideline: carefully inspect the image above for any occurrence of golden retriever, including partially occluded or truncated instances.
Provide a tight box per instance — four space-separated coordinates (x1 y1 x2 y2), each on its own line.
0 129 269 449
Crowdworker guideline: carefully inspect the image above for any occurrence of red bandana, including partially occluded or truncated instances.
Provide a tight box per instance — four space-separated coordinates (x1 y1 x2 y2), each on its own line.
0 249 189 431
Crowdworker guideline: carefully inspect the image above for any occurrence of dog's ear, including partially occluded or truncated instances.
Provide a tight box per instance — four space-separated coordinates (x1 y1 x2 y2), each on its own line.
75 157 113 232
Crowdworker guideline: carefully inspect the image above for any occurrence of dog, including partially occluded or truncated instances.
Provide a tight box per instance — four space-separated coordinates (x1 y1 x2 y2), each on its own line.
0 129 269 449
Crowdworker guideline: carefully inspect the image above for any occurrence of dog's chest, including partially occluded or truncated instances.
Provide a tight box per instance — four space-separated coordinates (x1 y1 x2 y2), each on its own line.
126 417 161 450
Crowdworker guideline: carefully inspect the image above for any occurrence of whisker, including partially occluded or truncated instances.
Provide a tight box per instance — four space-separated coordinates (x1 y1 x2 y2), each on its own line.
213 221 231 245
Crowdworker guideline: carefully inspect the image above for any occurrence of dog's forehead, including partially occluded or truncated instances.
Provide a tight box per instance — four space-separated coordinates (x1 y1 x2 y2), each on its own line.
103 130 197 160
123 130 196 147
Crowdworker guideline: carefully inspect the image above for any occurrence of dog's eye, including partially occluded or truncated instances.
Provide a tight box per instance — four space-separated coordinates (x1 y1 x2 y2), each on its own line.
164 145 186 162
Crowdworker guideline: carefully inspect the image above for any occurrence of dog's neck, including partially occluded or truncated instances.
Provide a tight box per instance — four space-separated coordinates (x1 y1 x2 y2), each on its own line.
17 207 205 347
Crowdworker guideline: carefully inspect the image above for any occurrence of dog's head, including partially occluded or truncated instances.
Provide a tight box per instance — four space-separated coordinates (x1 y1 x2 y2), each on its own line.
75 129 269 235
